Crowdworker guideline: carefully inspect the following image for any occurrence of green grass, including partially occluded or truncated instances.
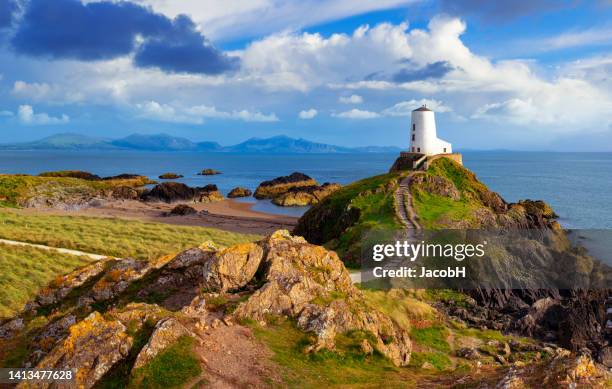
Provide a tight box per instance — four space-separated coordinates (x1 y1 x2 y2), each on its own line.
409 351 452 371
130 336 202 389
410 325 451 353
0 243 94 318
298 173 403 266
250 318 416 388
411 190 475 229
0 210 259 261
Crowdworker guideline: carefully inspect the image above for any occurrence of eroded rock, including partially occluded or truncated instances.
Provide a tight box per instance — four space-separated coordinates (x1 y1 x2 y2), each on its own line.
26 312 132 389
132 317 192 370
254 172 318 199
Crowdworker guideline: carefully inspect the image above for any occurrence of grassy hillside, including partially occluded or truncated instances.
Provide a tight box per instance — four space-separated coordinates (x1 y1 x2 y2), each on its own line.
0 210 259 260
294 173 403 266
0 243 94 318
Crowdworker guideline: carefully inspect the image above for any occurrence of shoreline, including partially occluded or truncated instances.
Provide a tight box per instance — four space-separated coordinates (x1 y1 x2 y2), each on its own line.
15 199 299 236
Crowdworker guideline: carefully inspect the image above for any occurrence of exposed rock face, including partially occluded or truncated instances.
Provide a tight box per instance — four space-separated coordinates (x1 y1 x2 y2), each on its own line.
198 169 222 175
24 259 113 313
141 182 224 203
168 204 197 216
272 183 341 206
89 259 152 302
202 243 264 292
133 317 192 369
254 172 318 199
159 173 184 179
27 312 133 389
228 187 252 198
232 230 412 366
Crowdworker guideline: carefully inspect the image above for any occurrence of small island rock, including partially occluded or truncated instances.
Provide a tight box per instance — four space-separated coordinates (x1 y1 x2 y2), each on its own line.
227 187 252 198
254 172 318 199
272 183 341 206
198 169 222 175
158 173 184 179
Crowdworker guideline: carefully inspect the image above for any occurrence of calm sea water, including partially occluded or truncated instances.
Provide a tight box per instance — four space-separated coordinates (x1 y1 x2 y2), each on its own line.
0 150 610 228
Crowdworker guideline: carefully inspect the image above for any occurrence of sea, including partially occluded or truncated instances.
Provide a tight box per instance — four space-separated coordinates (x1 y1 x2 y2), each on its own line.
0 150 611 229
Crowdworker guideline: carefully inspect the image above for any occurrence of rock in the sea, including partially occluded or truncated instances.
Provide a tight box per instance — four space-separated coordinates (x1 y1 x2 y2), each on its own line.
132 317 192 370
168 204 197 216
158 172 184 179
141 182 224 203
227 187 252 198
27 312 133 389
198 184 224 203
254 172 318 199
272 183 341 206
198 169 222 175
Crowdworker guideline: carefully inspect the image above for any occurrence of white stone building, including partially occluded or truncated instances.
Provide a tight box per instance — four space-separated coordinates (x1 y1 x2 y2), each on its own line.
409 105 452 155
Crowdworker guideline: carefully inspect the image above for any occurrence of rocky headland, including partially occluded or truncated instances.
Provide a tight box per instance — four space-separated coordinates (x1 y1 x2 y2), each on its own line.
295 157 611 368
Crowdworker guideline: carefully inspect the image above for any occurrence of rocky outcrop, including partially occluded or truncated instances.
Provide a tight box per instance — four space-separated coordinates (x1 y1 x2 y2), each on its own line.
228 187 252 198
24 259 114 313
158 173 183 179
232 230 412 366
201 243 264 292
167 204 197 216
27 312 133 389
111 185 141 200
254 172 318 199
133 317 192 369
141 182 224 203
272 183 341 206
198 169 222 175
2 230 416 387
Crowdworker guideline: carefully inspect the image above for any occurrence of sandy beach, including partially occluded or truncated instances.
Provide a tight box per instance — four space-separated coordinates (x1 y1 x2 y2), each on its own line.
17 199 299 235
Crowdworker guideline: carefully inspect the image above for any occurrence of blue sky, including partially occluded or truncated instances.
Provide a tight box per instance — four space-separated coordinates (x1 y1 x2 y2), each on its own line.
0 0 611 150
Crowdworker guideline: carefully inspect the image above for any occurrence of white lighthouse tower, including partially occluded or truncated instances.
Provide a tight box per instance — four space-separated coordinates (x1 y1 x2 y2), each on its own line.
410 105 452 155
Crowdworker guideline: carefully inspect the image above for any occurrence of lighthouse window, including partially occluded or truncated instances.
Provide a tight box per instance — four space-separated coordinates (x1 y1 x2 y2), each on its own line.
412 134 415 141
417 147 420 152
443 148 447 152
412 124 415 131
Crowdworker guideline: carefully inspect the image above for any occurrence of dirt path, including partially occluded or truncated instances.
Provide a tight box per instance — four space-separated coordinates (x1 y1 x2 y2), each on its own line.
394 174 421 230
0 238 113 260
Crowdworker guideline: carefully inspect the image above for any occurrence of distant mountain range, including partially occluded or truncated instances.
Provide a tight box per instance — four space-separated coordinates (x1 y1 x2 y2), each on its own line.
0 133 402 154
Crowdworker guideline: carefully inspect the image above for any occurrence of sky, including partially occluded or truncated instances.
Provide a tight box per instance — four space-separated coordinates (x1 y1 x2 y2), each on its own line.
0 0 611 150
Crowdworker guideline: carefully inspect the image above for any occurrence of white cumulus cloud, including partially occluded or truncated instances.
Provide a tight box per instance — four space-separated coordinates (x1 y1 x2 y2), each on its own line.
339 94 364 104
298 109 318 119
382 99 452 116
333 108 380 119
17 105 69 125
135 101 279 123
